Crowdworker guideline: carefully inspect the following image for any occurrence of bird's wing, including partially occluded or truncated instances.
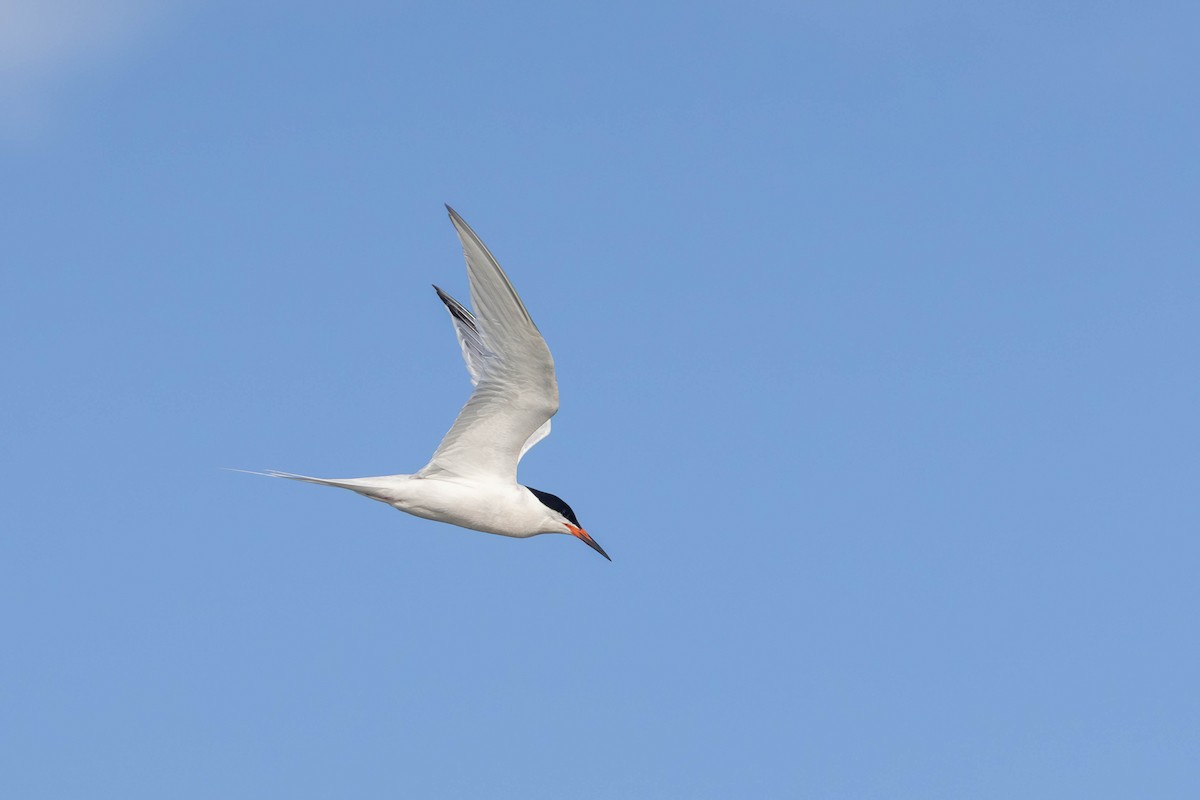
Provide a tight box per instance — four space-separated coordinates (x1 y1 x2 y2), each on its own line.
419 206 558 482
432 285 488 385
433 284 553 461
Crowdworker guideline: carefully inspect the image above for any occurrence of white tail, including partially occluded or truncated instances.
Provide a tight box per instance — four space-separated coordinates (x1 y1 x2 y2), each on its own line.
228 468 404 504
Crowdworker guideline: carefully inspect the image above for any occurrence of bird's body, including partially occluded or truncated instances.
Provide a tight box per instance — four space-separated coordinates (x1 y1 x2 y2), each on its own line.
243 206 608 560
267 472 569 539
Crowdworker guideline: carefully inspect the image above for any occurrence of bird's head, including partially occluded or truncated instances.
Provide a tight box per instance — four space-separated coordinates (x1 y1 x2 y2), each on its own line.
525 486 610 561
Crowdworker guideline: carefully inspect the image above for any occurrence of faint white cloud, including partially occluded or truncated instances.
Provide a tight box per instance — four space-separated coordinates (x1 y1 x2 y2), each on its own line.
0 0 167 136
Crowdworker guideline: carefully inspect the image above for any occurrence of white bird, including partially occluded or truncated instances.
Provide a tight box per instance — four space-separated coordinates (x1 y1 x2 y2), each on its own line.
243 205 609 560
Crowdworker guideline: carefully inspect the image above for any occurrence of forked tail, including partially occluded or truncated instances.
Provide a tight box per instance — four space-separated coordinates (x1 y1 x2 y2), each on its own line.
227 468 401 503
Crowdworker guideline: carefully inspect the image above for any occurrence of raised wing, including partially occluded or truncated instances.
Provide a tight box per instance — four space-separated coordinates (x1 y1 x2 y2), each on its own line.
433 284 552 460
419 206 558 482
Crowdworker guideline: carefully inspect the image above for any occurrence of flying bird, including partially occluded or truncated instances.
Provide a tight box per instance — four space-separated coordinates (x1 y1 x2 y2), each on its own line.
243 206 608 560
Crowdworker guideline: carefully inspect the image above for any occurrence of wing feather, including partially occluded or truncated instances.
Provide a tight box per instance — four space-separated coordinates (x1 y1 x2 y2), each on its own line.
420 207 558 481
433 285 488 385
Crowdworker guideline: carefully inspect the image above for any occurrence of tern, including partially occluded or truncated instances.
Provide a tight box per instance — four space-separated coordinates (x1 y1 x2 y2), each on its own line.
244 206 609 560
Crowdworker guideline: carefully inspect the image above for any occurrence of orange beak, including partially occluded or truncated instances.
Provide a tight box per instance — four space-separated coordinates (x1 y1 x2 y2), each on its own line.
566 524 611 561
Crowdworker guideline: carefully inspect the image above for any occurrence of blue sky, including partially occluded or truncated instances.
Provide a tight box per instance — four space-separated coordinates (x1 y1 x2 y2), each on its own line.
2 2 1197 797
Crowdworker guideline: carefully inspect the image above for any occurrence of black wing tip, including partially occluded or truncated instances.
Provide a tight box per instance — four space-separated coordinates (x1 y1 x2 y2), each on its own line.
432 285 475 324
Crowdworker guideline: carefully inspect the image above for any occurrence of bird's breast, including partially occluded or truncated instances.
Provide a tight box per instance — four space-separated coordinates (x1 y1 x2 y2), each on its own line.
388 477 544 538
